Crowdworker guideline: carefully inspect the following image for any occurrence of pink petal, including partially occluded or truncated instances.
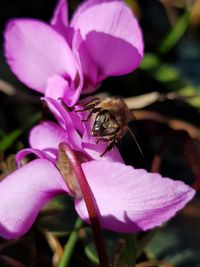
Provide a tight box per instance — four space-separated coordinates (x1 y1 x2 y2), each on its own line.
29 121 67 150
72 0 117 25
0 159 68 239
42 98 82 151
72 29 99 93
71 0 144 80
51 0 68 36
70 110 85 137
45 75 70 101
62 30 84 107
16 148 56 167
82 141 123 162
4 19 77 93
75 161 195 233
82 129 123 162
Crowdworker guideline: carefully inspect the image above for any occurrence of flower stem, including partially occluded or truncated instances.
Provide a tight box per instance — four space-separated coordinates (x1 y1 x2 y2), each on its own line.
59 142 110 267
58 218 83 267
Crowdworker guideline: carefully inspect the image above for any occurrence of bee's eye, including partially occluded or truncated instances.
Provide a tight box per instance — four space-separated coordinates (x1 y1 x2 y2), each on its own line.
93 113 106 130
97 113 107 124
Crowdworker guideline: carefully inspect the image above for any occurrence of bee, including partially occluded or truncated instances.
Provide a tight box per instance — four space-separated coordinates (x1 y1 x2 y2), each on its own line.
76 97 143 157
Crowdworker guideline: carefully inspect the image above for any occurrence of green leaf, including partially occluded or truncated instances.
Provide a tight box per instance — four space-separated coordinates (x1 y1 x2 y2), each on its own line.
0 128 22 152
85 243 100 265
178 86 200 108
145 212 200 267
153 64 180 82
159 12 190 54
119 234 137 267
0 112 41 152
83 232 137 267
83 229 119 265
140 54 161 71
58 217 83 267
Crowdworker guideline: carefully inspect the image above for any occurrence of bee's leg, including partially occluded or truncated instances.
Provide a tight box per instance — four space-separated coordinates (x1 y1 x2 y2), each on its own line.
75 98 100 112
95 136 114 144
81 97 100 107
81 108 102 122
100 134 119 157
100 140 116 157
75 105 93 113
97 126 120 143
96 138 106 144
81 112 93 122
59 99 73 112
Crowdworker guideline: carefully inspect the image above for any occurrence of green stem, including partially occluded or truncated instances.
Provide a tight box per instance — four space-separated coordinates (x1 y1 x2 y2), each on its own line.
58 218 83 267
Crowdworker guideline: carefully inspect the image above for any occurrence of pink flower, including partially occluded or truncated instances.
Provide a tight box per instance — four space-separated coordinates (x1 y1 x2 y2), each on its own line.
0 99 195 239
20 97 123 162
4 0 144 105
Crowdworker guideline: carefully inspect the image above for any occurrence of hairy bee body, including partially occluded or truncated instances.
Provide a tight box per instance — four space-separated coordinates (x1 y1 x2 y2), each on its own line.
77 97 133 155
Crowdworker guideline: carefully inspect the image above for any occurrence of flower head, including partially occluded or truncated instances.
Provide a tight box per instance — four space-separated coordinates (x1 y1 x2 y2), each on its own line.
0 98 195 239
4 0 144 105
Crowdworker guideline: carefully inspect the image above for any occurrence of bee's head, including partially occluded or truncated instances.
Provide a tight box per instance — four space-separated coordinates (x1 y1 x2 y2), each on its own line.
92 110 119 137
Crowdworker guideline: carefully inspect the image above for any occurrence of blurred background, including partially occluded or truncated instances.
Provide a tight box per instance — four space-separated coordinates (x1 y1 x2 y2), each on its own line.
0 0 200 266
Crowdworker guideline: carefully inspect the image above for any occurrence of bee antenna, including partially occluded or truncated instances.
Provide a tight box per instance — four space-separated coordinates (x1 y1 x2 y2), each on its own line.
127 126 145 159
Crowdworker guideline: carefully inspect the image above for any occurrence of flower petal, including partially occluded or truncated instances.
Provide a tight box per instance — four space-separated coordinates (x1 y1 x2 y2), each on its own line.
72 29 99 93
29 121 67 150
45 75 70 101
82 129 123 162
75 161 195 233
16 148 56 167
71 0 144 80
82 140 123 162
4 19 77 93
0 159 68 239
51 0 68 35
43 98 82 151
71 0 117 26
62 30 84 107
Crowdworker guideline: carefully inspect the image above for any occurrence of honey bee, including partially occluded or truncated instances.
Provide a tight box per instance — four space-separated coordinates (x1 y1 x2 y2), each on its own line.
76 97 143 157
